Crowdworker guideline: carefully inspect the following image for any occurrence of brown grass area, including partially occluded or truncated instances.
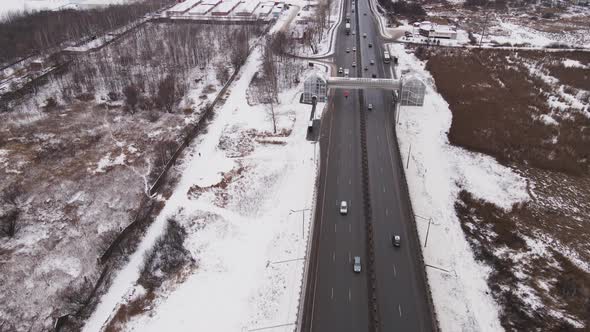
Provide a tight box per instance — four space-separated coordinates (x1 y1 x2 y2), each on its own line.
103 289 156 332
419 48 590 176
187 166 246 207
456 191 590 330
419 47 590 329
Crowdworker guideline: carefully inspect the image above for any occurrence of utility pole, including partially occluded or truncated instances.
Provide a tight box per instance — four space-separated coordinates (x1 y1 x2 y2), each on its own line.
479 2 492 47
406 144 411 169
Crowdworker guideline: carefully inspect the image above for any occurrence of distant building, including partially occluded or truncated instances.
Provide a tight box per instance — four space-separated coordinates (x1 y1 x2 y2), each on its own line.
235 1 260 16
167 0 202 16
211 0 241 16
418 21 457 39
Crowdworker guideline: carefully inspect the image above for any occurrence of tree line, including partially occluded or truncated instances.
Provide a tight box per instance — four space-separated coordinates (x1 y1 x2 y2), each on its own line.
49 22 260 114
0 0 173 65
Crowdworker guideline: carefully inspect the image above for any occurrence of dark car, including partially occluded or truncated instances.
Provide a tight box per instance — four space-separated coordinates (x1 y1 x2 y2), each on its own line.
392 235 401 247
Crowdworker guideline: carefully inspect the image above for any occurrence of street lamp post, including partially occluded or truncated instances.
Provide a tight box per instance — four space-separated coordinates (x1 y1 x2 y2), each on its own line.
290 208 311 238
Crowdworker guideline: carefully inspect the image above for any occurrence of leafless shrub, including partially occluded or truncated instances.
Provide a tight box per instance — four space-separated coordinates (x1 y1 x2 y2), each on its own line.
148 139 178 184
44 97 58 110
107 91 119 102
468 31 478 45
138 218 194 290
123 84 139 113
0 183 23 238
60 276 94 312
0 205 20 238
155 75 176 113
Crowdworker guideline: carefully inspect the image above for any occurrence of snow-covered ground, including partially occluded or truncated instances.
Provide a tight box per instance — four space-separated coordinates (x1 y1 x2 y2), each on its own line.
391 43 531 331
0 0 134 16
83 16 322 332
288 0 343 57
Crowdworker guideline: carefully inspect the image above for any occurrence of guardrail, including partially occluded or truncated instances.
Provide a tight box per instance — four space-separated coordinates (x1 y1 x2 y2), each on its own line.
391 116 440 331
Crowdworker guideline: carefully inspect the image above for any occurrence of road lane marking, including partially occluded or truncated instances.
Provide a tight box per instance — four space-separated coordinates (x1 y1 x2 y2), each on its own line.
333 251 335 262
349 252 351 263
349 223 351 233
348 288 351 302
331 288 334 300
385 208 389 216
383 185 386 193
380 167 383 174
399 304 402 317
393 264 397 277
334 224 337 233
349 179 352 185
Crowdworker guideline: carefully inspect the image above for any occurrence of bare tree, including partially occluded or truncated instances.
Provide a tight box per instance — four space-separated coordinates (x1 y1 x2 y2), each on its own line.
230 28 250 70
123 84 139 113
156 75 176 113
0 184 23 238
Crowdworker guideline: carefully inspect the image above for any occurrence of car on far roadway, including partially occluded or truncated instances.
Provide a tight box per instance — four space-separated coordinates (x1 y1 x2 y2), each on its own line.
346 48 350 53
368 43 373 48
353 256 361 273
352 61 356 67
393 235 401 247
338 67 343 74
344 91 349 98
353 47 356 52
340 201 348 215
370 60 375 65
372 73 377 78
364 12 367 15
363 33 367 38
368 103 373 110
364 66 368 71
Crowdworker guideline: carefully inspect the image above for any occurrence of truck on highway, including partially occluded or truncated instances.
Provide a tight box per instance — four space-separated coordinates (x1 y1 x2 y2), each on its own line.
383 50 391 64
345 22 351 35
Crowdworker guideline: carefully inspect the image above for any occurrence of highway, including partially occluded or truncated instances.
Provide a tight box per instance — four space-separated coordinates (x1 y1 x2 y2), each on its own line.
301 0 435 331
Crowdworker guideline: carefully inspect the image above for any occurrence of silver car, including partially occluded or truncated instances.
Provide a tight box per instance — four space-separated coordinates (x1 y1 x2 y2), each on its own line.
353 256 361 273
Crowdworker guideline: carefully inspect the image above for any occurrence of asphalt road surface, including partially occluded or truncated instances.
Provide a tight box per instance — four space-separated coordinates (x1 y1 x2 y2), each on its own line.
302 0 435 331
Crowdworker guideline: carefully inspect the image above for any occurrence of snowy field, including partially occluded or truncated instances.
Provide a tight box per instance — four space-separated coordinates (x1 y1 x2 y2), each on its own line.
391 43 531 331
82 9 322 331
84 48 319 332
0 0 135 16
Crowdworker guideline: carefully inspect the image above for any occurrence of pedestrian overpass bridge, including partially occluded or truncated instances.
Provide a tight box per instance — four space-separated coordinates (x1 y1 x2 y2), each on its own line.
326 77 402 91
303 72 425 106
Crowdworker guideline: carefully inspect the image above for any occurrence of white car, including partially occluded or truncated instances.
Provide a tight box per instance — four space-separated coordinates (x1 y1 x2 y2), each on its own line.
368 103 373 110
363 33 367 38
352 61 356 67
346 48 350 53
340 201 348 215
353 256 361 273
338 67 343 74
353 47 357 52
370 60 375 65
